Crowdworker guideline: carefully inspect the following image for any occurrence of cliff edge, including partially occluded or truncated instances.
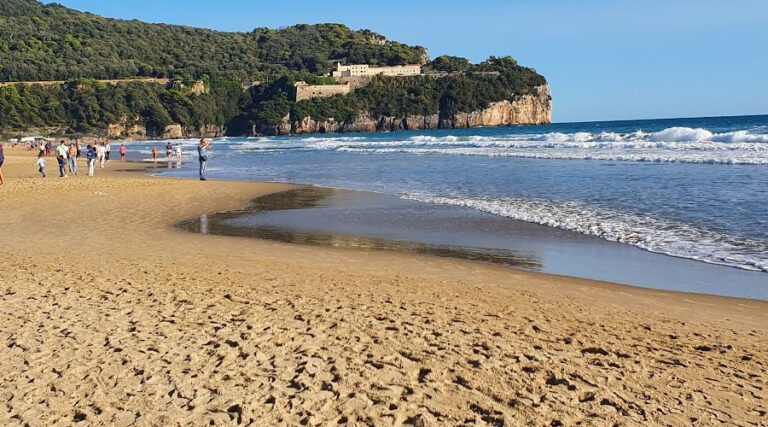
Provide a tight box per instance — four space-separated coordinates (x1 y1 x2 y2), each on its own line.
261 85 551 136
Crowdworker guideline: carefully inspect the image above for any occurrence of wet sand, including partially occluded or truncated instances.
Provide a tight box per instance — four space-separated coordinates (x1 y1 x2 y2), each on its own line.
178 186 768 300
1 150 767 425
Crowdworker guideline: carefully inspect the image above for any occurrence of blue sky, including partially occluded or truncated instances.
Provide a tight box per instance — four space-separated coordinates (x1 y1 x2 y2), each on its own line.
48 0 768 123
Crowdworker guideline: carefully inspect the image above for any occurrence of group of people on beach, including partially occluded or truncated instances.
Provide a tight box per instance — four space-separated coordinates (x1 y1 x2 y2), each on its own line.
0 138 212 184
153 142 184 166
148 139 211 180
33 139 127 178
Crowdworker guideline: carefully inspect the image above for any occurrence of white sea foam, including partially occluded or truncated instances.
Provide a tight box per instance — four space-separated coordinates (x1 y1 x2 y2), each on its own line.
227 126 768 164
404 194 768 273
235 126 766 164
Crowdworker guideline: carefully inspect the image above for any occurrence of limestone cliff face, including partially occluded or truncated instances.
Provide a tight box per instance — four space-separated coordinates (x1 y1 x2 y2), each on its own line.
447 85 552 128
108 122 146 139
262 84 551 136
108 119 225 140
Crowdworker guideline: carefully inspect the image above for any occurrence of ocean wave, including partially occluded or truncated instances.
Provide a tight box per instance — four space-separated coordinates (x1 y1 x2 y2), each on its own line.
404 194 768 273
335 146 768 164
224 125 768 164
201 125 768 164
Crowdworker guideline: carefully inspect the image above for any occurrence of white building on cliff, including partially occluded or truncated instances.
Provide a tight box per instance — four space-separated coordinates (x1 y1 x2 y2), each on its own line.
332 62 421 78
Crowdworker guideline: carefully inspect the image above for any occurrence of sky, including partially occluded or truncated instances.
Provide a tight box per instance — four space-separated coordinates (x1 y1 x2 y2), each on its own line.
47 0 768 123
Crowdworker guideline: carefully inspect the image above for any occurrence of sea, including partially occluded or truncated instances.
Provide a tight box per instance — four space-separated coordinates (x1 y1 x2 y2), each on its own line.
128 115 768 299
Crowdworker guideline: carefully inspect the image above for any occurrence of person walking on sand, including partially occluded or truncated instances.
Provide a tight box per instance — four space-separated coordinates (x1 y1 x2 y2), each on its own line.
105 140 111 163
120 144 127 162
197 139 211 181
45 141 51 157
35 152 47 178
152 146 158 163
68 142 78 175
0 142 5 187
86 145 96 176
55 141 68 178
97 142 106 168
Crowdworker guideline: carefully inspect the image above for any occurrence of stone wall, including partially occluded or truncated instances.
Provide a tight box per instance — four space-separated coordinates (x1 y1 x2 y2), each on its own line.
293 82 352 102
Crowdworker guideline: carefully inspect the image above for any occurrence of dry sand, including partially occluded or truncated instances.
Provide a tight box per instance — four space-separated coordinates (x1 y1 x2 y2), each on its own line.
1 150 767 426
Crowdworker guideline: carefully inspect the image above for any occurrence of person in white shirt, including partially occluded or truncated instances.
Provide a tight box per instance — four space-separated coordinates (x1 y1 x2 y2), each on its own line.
35 153 47 178
97 143 107 168
175 143 183 167
105 141 111 163
55 141 68 178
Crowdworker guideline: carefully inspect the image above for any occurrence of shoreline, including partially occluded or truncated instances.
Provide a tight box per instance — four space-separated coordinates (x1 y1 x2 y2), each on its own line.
3 149 768 320
1 150 767 424
3 149 768 316
174 185 768 301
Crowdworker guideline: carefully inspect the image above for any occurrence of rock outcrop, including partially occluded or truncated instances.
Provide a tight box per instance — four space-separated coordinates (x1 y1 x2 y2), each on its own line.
162 124 183 139
260 84 551 136
108 122 147 139
107 120 225 140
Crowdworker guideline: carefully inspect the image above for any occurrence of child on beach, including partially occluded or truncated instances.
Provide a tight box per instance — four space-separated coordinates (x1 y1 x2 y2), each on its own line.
35 153 47 178
152 146 158 162
120 144 127 162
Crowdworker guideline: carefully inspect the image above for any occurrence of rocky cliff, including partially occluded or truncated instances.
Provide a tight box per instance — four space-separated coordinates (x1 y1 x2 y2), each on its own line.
108 121 226 140
260 85 551 136
106 85 551 139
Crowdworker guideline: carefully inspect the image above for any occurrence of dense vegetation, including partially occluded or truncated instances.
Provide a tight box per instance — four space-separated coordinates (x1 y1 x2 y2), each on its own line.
237 57 547 127
0 79 245 135
0 0 426 82
0 0 547 136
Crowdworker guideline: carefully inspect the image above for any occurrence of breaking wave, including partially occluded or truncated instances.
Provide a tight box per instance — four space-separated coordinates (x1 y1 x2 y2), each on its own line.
229 126 768 164
405 194 768 273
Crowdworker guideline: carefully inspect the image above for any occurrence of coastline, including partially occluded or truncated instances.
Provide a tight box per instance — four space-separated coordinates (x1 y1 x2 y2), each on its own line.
175 186 768 301
1 150 767 424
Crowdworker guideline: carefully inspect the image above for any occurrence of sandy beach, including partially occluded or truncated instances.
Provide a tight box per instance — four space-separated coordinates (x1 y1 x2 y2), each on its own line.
1 150 767 426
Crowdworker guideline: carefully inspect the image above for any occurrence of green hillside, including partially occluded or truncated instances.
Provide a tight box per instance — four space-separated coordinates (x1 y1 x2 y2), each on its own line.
0 0 426 82
0 0 548 137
